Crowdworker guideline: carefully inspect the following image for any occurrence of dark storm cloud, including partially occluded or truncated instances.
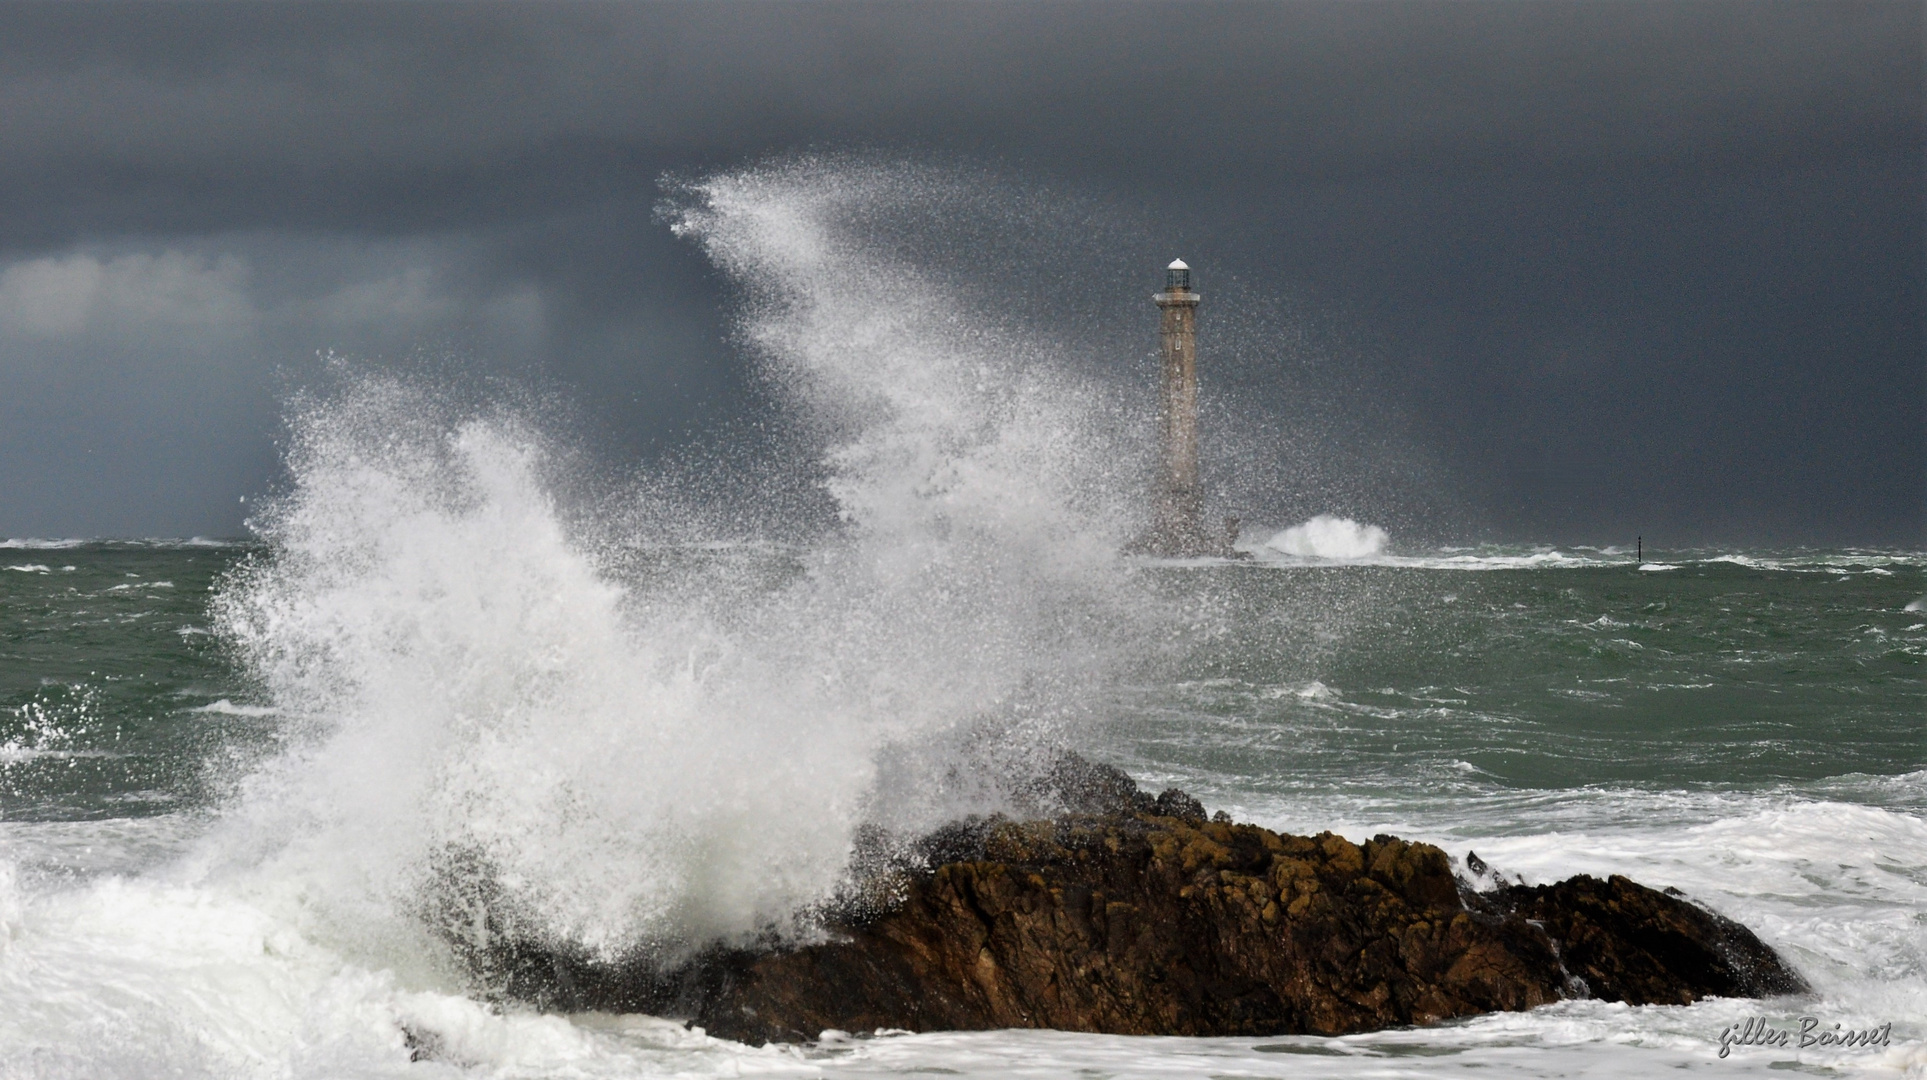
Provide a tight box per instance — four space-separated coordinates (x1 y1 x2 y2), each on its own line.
1 1 1912 234
0 1 1918 542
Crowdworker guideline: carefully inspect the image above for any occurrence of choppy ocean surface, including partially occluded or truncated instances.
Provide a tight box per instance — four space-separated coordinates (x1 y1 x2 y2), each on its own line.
2 540 1921 1078
2 163 1922 1077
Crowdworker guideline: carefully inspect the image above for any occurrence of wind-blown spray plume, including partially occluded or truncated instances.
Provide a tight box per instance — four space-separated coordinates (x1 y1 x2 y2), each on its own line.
206 159 1171 969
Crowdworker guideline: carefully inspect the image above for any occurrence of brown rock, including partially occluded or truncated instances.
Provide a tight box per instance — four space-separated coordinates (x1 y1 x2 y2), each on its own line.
1500 874 1807 1004
444 764 1806 1044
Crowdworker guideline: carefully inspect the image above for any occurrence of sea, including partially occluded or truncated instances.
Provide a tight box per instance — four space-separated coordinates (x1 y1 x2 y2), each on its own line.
2 161 1922 1078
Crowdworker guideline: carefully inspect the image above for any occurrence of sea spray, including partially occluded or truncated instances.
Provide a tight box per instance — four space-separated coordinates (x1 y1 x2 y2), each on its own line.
204 162 1181 969
0 161 1919 1080
659 158 1173 827
1266 515 1390 559
1 547 1919 1076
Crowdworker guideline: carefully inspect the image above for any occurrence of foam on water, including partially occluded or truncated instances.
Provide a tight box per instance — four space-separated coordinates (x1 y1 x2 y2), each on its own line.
183 161 1172 979
2 787 1920 1077
1 159 1921 1078
0 538 241 550
0 160 1169 1077
181 700 278 719
1265 515 1390 559
1238 544 1926 574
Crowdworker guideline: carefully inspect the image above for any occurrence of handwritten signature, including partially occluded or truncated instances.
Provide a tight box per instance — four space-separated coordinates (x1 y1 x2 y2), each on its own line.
1719 1016 1894 1058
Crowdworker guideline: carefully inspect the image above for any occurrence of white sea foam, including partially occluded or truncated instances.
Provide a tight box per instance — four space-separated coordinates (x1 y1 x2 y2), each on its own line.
0 817 201 884
0 784 1918 1078
186 699 278 717
0 537 244 550
2 161 1921 1079
0 744 119 764
1234 546 1927 574
192 160 1164 974
0 159 1185 1078
1247 545 1602 570
1710 552 1925 573
1265 515 1389 559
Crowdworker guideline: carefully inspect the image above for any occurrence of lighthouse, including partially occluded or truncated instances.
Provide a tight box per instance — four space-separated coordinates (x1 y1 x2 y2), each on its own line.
1137 259 1239 557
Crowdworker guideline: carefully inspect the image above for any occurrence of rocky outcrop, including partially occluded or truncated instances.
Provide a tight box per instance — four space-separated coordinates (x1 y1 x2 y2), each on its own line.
1499 873 1801 1006
456 760 1806 1044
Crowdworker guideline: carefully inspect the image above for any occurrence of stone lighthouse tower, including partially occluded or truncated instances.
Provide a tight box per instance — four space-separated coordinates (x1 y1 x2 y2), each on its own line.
1139 259 1237 556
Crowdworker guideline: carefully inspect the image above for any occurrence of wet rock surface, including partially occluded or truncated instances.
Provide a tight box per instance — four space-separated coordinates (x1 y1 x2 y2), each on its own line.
465 759 1807 1044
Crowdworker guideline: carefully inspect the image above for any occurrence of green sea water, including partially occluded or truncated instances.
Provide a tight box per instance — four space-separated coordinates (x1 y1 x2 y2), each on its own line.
7 543 1919 1080
4 155 1921 1077
1116 553 1924 823
4 543 1920 824
2 540 1922 1078
0 544 257 821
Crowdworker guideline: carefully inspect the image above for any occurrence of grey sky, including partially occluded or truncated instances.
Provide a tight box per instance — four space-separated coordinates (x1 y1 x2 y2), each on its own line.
0 1 1918 543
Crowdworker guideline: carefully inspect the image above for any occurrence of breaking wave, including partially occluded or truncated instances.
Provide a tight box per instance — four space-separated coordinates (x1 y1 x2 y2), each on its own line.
202 160 1175 965
1265 515 1389 559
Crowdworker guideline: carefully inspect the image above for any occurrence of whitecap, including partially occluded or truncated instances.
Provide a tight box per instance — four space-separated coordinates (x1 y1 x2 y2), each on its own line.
1707 554 1767 568
0 744 119 764
1264 515 1389 559
186 699 279 718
